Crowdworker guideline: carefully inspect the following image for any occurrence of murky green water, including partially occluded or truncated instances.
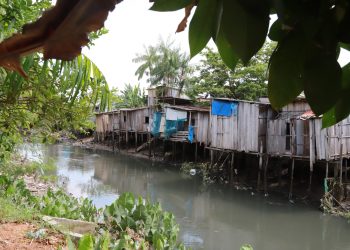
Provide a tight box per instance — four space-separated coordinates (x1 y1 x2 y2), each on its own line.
21 144 350 250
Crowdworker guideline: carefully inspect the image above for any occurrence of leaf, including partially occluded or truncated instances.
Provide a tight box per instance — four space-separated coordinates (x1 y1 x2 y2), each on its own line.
176 2 196 33
67 237 77 250
117 192 135 212
215 27 239 71
78 234 94 250
189 0 218 57
268 35 304 109
0 0 121 76
303 53 342 115
221 0 270 64
150 0 193 11
240 244 254 250
322 62 350 128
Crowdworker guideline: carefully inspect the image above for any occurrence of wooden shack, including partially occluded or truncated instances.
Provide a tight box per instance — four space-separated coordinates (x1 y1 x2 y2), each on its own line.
151 105 210 144
95 107 151 149
147 85 191 106
266 98 350 162
209 98 271 153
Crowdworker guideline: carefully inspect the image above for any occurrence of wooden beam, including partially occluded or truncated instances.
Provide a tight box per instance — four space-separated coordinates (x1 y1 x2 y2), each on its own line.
289 158 295 200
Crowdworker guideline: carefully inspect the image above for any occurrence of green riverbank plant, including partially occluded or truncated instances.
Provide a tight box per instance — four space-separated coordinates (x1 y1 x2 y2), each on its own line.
0 173 188 249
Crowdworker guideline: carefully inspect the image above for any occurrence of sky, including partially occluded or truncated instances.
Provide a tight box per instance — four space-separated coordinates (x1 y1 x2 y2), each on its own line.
82 1 350 90
82 0 194 90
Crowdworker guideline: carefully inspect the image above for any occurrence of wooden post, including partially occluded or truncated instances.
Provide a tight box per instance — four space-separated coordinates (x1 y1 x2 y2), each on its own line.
182 142 185 162
174 142 177 162
257 144 263 191
264 155 269 195
210 149 214 166
135 132 138 152
308 120 314 195
339 123 343 185
230 152 234 185
326 161 329 178
289 158 295 200
172 142 175 161
345 159 348 182
148 133 151 159
195 143 198 163
112 112 115 152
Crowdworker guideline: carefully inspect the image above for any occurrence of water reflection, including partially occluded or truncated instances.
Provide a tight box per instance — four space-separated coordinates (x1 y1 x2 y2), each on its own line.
24 144 350 250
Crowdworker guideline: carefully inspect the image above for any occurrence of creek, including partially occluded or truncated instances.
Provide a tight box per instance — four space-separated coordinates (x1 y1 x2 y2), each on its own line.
21 144 350 250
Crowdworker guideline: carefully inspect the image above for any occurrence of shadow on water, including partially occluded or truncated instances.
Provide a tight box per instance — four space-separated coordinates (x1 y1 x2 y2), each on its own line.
24 144 350 250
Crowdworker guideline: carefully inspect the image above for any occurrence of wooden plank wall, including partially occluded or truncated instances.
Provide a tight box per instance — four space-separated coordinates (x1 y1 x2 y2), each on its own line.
96 114 110 134
210 102 261 152
267 119 287 155
315 116 350 160
196 112 210 145
121 108 150 132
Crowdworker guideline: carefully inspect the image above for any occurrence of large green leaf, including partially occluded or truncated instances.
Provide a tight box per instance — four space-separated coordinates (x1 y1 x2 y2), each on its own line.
215 27 239 71
322 63 350 128
150 0 192 11
303 54 342 115
268 35 304 109
221 0 270 64
189 0 219 58
78 234 94 250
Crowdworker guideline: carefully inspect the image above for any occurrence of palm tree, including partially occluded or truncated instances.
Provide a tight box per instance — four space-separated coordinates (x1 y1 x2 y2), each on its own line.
132 37 192 90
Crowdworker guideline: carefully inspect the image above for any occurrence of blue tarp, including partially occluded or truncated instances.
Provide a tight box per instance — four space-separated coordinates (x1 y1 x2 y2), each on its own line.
164 119 185 139
188 125 194 143
212 100 238 117
151 112 162 137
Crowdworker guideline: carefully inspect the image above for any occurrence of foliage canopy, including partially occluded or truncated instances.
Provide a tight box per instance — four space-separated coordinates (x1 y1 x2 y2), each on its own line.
150 0 350 127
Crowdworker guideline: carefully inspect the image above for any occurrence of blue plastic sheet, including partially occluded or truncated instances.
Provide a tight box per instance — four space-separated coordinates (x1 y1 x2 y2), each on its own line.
164 119 185 139
151 112 162 136
212 100 238 117
188 125 194 143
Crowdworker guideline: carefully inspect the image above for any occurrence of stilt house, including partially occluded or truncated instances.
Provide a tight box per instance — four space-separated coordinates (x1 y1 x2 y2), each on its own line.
209 98 271 154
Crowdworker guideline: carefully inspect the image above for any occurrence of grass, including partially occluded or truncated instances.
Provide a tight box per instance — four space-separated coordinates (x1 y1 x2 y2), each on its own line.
0 197 38 223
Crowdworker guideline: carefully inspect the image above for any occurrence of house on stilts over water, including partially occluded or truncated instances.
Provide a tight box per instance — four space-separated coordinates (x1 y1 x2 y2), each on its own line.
95 89 350 199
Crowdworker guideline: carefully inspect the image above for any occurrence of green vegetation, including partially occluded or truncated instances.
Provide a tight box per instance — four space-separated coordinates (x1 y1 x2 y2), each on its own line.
186 42 275 101
133 37 192 91
0 196 38 222
150 0 350 127
0 169 188 249
0 0 111 161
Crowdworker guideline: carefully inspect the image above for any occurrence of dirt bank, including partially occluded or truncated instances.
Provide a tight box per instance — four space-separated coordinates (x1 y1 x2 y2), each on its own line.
0 223 65 250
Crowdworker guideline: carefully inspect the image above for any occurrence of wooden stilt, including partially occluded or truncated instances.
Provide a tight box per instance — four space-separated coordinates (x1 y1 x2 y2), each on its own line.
112 113 115 152
230 152 234 185
278 163 282 187
135 132 138 152
334 164 339 178
195 143 198 163
345 159 348 182
264 156 269 195
210 150 214 167
174 142 177 162
148 133 151 159
326 161 329 179
308 168 313 195
289 158 295 200
257 145 263 191
182 142 185 162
